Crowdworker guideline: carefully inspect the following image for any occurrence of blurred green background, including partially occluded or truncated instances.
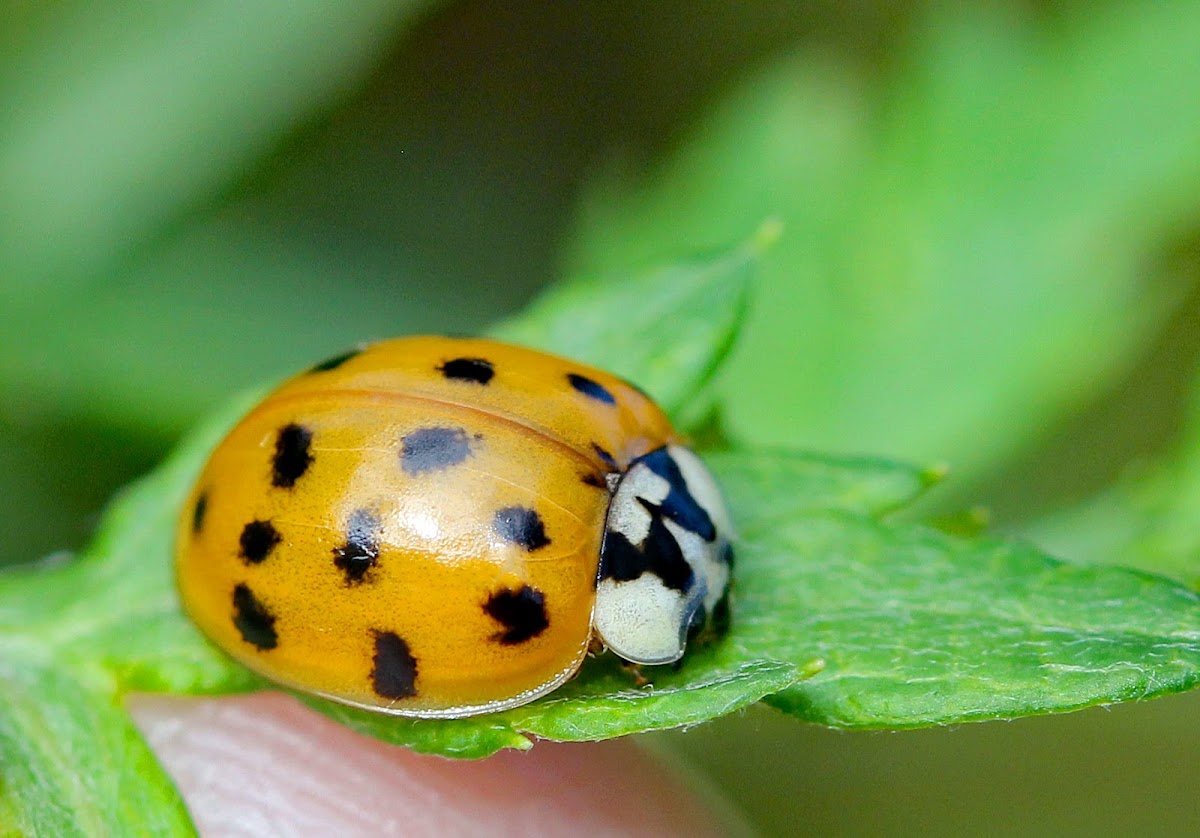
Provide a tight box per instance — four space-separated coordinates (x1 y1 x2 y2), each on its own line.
4 1 1200 834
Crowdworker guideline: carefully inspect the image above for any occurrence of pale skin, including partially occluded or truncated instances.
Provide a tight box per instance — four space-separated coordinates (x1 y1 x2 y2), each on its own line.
128 693 750 837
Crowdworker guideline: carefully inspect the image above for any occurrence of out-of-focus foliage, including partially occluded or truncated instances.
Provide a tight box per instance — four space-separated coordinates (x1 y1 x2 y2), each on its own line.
0 1 431 292
568 2 1200 493
0 0 442 441
1030 368 1200 588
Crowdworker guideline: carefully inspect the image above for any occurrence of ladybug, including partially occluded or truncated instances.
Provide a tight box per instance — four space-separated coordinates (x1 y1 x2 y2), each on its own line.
177 337 733 718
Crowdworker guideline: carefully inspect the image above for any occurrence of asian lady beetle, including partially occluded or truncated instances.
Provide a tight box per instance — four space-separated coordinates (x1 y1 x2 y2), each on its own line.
177 337 733 718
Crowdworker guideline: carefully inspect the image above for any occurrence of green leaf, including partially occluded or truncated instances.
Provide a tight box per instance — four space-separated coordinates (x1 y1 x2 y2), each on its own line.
491 223 767 418
303 653 810 760
724 479 1200 728
567 1 1200 489
706 448 943 524
0 645 194 837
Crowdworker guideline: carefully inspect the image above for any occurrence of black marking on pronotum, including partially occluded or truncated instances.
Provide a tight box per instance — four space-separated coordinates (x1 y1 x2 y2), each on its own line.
640 448 716 542
239 520 281 564
438 357 494 385
599 530 648 584
592 443 619 471
599 500 694 593
309 347 362 373
400 426 477 475
371 630 418 699
720 542 735 569
638 500 696 591
232 583 277 650
568 373 617 406
484 585 550 644
191 491 209 535
271 423 314 489
492 506 551 551
333 508 381 585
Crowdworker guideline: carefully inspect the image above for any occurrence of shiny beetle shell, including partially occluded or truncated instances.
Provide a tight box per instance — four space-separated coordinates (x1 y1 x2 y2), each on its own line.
177 336 733 718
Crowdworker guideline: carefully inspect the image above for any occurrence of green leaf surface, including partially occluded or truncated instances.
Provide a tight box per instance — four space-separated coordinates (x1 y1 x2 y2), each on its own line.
303 650 810 760
706 448 942 523
567 1 1200 489
491 225 765 418
734 511 1200 728
0 646 194 838
637 449 1200 730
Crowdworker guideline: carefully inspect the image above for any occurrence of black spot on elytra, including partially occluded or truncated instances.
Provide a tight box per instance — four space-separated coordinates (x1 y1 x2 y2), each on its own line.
439 357 494 385
232 583 277 650
484 585 549 644
333 509 381 585
641 448 717 542
191 492 208 535
239 520 281 564
309 347 362 373
581 472 607 489
592 443 619 471
492 506 550 551
599 499 695 593
271 423 313 489
568 373 616 406
371 630 418 699
400 426 476 475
